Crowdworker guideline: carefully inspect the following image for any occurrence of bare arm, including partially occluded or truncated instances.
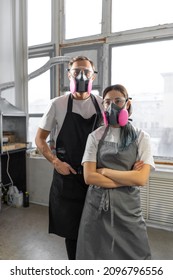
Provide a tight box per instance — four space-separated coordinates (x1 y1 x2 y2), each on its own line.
35 128 76 175
97 164 151 187
83 162 123 188
84 160 149 188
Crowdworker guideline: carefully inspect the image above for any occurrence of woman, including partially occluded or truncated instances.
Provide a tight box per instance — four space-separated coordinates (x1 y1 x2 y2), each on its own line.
76 84 155 260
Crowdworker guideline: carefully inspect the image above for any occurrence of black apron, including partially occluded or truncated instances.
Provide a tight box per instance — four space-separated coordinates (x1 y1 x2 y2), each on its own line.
76 126 151 259
49 94 101 239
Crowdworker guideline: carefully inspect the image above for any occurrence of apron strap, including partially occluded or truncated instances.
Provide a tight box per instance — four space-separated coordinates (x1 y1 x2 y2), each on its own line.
90 94 102 132
67 94 73 112
100 125 109 142
90 94 101 116
98 190 110 213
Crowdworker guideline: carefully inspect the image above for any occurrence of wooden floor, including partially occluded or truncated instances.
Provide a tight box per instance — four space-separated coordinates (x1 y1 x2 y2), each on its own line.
0 203 173 260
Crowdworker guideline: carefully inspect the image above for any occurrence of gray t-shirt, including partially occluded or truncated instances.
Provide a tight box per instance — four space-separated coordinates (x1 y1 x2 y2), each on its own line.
82 125 155 170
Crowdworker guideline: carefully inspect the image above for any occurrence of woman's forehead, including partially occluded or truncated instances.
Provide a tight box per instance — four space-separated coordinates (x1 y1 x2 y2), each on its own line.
104 90 124 98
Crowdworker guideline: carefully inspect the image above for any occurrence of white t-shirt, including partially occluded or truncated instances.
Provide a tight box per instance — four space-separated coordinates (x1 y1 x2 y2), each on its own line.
39 93 103 139
82 125 155 169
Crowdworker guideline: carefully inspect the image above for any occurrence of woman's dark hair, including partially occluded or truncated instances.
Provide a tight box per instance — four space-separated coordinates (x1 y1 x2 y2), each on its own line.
103 84 128 99
103 84 137 150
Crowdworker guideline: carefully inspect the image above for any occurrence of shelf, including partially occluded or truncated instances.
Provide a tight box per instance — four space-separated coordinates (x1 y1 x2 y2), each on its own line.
2 143 27 152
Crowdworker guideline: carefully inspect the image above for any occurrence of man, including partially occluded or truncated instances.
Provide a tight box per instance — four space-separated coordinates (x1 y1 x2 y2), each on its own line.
35 56 103 259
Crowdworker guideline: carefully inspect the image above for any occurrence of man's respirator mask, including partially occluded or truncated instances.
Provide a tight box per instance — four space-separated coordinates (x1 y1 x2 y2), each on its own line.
68 68 96 95
103 102 131 127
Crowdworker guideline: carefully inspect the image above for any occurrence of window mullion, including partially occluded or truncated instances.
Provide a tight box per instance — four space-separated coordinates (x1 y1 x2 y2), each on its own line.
102 0 112 36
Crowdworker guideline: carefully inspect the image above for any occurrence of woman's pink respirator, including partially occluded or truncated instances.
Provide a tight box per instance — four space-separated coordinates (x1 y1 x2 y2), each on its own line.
103 102 129 127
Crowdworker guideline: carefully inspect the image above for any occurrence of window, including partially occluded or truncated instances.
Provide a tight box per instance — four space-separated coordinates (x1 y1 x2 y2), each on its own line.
27 52 54 147
28 0 51 46
111 40 173 158
26 0 173 162
112 0 173 32
28 117 43 147
27 56 51 146
27 0 53 147
64 0 102 39
28 57 50 114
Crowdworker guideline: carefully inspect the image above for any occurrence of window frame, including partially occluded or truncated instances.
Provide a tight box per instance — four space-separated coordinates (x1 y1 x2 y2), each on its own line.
28 43 56 146
28 43 56 101
26 0 173 162
58 0 173 165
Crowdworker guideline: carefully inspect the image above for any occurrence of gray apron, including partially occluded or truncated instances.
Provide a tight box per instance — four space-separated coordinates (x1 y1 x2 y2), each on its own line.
76 126 151 260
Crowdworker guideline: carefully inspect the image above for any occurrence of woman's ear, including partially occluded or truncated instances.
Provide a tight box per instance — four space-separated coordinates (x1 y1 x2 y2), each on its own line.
126 99 132 116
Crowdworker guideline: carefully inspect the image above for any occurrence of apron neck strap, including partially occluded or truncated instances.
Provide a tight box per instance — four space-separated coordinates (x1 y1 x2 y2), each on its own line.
90 94 101 116
100 125 109 142
90 94 102 132
67 94 73 112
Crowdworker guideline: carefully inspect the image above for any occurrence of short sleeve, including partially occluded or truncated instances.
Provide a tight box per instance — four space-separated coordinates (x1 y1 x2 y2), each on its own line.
82 133 99 164
137 129 155 170
39 100 57 131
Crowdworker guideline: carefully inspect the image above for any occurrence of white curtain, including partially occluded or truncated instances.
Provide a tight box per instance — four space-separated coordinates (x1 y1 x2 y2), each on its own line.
0 0 27 111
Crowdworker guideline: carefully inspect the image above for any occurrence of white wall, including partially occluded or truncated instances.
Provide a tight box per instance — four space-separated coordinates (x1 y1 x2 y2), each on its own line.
26 157 53 206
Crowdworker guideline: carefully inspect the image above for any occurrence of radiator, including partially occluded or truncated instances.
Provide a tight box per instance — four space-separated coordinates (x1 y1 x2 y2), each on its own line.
140 169 173 230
